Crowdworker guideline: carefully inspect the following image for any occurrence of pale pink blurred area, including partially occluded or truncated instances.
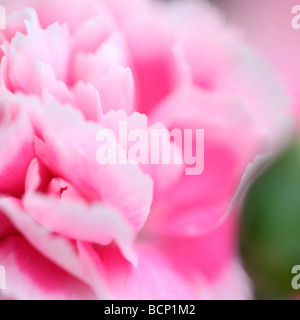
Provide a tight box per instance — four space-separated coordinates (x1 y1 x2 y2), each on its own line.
215 0 300 128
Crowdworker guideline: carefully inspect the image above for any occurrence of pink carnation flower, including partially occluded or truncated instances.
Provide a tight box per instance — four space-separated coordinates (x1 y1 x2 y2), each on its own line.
0 0 290 299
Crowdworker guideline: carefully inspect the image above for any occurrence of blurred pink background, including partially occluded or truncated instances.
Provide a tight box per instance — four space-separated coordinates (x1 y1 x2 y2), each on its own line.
216 0 300 128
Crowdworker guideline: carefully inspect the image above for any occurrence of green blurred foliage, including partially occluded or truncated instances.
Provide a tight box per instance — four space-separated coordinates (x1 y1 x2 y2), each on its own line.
241 141 300 300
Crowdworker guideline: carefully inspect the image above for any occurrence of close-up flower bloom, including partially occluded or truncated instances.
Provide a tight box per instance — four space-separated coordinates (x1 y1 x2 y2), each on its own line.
0 0 293 300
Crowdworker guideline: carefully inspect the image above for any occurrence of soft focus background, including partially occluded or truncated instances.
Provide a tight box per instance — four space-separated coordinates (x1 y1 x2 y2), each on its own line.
211 0 300 299
214 0 300 127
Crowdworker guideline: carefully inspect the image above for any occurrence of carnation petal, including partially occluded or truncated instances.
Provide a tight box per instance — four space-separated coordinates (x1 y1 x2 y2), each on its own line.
0 197 84 281
23 192 137 264
32 102 153 232
0 235 95 300
79 243 197 300
6 20 70 92
0 96 35 197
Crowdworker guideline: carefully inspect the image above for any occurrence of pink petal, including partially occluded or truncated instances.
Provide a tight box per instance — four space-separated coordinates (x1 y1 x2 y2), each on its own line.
71 33 135 114
23 192 137 264
6 19 70 92
102 0 191 114
164 0 291 148
26 62 103 120
71 81 103 122
0 208 18 239
0 95 35 197
72 13 116 53
25 158 52 193
209 259 253 300
77 242 112 299
0 235 96 300
0 197 84 281
27 60 73 102
154 212 237 282
26 0 109 33
102 110 185 193
79 243 198 300
148 85 263 235
31 102 153 233
1 8 40 43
